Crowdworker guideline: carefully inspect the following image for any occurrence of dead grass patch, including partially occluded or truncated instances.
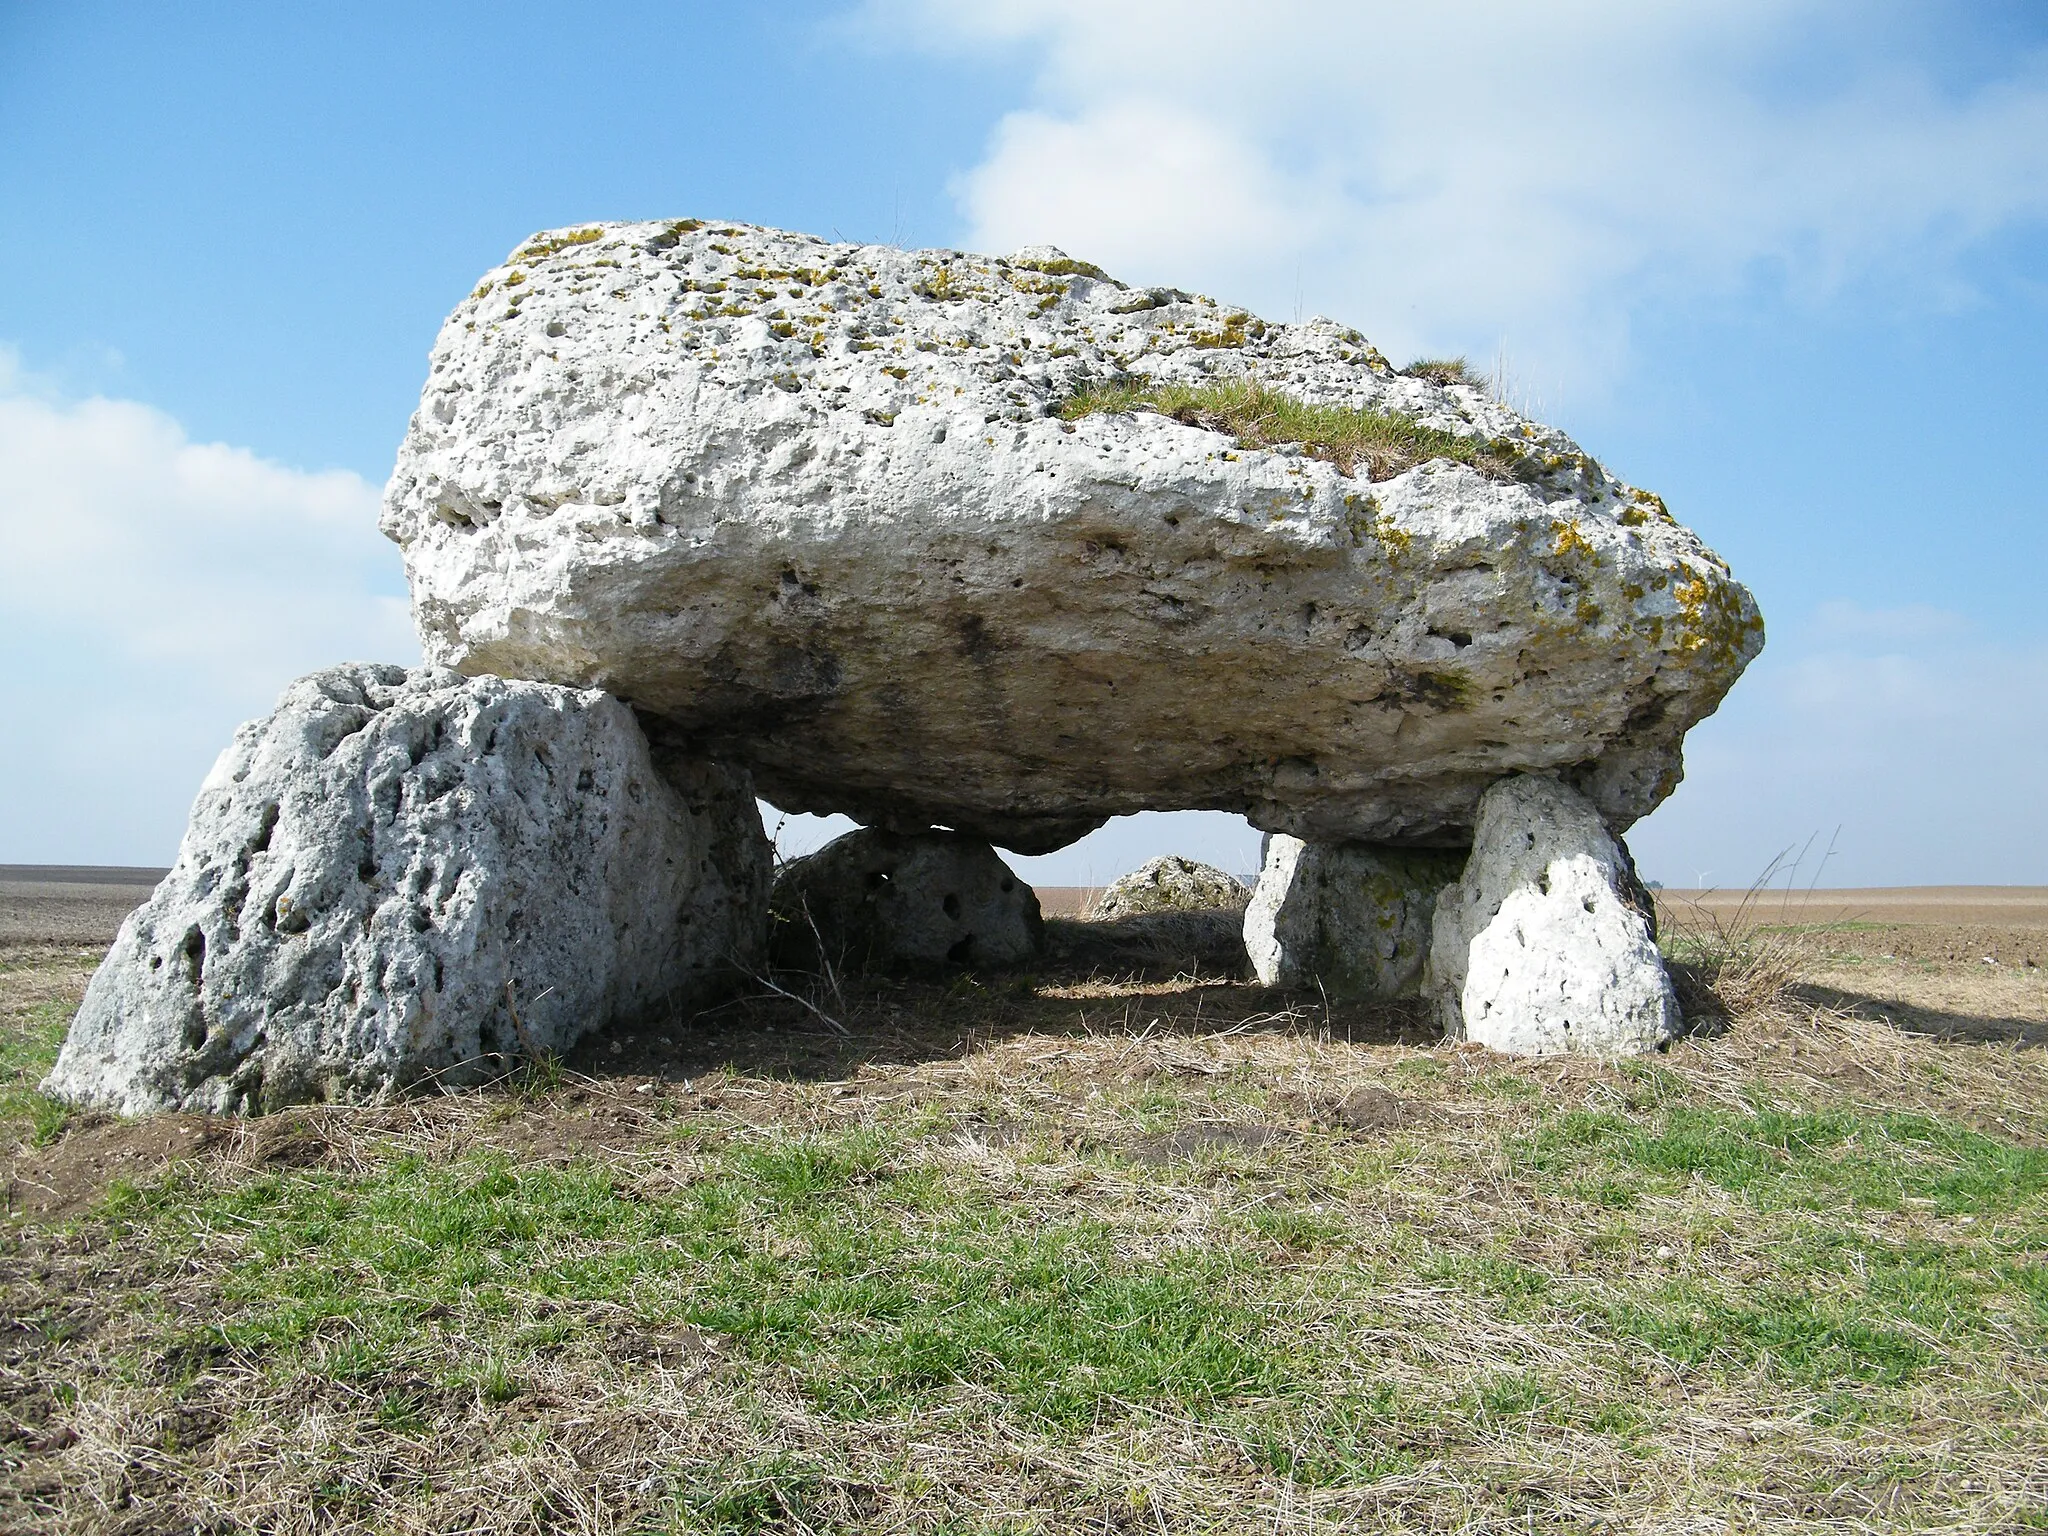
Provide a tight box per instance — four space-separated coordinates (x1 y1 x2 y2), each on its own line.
1057 375 1526 482
3 934 2046 1533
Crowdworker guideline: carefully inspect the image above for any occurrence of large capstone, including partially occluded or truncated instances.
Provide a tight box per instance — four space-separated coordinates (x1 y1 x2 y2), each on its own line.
1426 775 1678 1056
43 665 769 1115
770 828 1041 973
1243 836 1464 1000
382 220 1762 854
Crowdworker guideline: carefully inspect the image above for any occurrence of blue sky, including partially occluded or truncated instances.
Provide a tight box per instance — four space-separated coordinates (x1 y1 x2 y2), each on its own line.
3 0 2044 888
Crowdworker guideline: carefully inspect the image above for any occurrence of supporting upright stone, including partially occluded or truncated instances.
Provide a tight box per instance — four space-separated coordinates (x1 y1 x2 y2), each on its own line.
771 828 1042 973
1244 836 1465 1001
44 665 770 1115
1426 775 1678 1056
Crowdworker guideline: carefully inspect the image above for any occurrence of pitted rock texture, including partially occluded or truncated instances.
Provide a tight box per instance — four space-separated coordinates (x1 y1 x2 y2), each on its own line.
383 219 1762 853
1244 836 1465 1001
771 829 1041 972
1092 856 1249 920
44 665 769 1115
1426 775 1678 1056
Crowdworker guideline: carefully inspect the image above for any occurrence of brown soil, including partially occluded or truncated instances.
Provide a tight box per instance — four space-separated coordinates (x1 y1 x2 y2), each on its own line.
1657 886 2048 930
1034 885 1105 917
1785 922 2047 969
6 1116 227 1222
1045 883 2048 929
0 868 163 949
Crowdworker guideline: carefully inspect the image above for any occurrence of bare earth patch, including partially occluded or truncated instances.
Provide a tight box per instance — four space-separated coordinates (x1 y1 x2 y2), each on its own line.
3 919 2045 1534
0 870 162 949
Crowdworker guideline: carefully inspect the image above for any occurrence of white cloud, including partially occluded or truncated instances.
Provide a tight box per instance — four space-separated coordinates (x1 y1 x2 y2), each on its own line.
1628 607 2048 888
0 351 417 863
869 0 2048 389
849 1 2048 890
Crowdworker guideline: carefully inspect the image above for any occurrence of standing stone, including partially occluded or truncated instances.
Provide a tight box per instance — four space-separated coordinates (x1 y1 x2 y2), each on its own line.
44 665 769 1115
1244 836 1465 1001
771 828 1041 972
1426 775 1678 1056
1092 855 1248 919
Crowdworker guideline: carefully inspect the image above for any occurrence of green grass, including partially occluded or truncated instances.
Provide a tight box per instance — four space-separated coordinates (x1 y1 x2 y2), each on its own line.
1234 1386 1415 1486
1603 1278 1933 1386
1403 356 1486 387
1 991 73 1146
672 1455 836 1534
8 945 2047 1532
1056 375 1525 482
106 1131 1300 1432
88 1095 2047 1442
1521 1105 2048 1215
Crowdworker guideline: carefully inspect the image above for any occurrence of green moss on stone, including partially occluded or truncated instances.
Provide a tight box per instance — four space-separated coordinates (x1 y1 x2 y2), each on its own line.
1059 377 1522 484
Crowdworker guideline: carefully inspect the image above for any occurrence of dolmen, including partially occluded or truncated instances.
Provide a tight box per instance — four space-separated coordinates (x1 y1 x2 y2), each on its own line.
47 218 1761 1113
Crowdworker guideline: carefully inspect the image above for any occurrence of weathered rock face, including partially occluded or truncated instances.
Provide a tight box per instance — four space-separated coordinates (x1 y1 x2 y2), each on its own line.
1244 836 1464 1001
1426 776 1678 1056
1092 856 1248 920
771 829 1041 972
44 665 769 1115
383 220 1761 854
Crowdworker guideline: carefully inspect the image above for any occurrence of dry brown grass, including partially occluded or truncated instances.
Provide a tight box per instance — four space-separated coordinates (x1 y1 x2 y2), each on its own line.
3 932 2046 1534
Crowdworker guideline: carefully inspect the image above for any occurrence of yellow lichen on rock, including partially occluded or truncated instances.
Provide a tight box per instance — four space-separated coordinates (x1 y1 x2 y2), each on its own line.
1670 562 1765 671
1550 518 1597 563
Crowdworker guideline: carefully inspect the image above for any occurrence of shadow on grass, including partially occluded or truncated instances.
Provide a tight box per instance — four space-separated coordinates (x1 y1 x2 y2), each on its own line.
1784 983 2048 1049
1666 954 2046 1050
567 912 1438 1087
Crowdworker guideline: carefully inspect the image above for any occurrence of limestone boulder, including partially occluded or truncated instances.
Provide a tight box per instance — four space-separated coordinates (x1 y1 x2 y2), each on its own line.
1092 855 1248 919
771 828 1041 972
44 665 769 1115
1426 775 1678 1056
382 220 1761 853
1244 836 1464 1001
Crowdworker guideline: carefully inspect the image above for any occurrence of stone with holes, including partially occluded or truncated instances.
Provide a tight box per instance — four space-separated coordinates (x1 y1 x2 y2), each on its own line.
1092 855 1248 919
770 828 1041 972
1425 774 1678 1055
43 664 770 1114
1243 835 1464 1001
382 219 1761 854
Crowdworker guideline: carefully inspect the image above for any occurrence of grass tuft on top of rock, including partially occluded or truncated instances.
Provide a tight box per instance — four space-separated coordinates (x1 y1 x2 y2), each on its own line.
1056 375 1524 482
1403 356 1487 388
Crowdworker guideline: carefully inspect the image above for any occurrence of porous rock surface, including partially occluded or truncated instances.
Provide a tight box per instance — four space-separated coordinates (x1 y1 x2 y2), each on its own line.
383 220 1762 853
1426 776 1679 1056
771 828 1041 972
1244 837 1464 1001
44 665 769 1115
1092 855 1248 920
